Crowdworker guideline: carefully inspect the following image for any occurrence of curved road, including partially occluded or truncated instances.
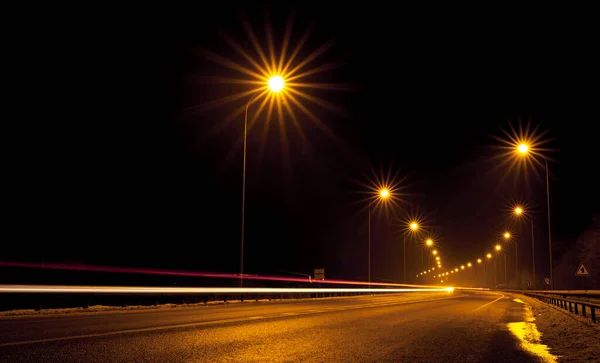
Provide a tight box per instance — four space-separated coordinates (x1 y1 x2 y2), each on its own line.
0 291 546 362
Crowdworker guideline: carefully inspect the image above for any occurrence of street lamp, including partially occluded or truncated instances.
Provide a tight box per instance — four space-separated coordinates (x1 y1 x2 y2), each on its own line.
485 253 492 288
425 238 434 269
403 221 419 284
268 76 284 92
516 143 553 289
240 76 285 286
504 231 516 288
368 188 391 286
514 206 536 289
494 244 503 287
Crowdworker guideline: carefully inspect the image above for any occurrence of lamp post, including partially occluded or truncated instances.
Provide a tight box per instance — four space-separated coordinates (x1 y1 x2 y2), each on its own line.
368 188 391 286
503 232 514 287
423 238 434 270
494 244 502 287
485 253 492 288
240 76 285 287
476 258 482 286
517 143 553 289
404 222 419 283
515 206 536 289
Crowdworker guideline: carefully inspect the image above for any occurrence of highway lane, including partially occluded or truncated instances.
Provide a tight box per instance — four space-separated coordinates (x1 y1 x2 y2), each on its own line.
0 291 547 362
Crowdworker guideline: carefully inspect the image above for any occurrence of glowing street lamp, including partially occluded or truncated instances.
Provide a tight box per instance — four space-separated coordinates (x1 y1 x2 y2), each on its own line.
514 206 537 289
367 188 392 286
267 76 284 92
517 143 529 154
403 220 420 284
240 75 287 286
503 230 519 289
483 253 492 288
515 140 554 290
494 244 503 287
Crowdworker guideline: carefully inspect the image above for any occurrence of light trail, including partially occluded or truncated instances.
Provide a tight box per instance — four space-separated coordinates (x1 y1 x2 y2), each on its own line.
0 285 454 294
0 261 445 289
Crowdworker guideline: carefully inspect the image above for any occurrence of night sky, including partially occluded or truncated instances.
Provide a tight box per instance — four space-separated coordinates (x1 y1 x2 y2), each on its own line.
4 5 598 285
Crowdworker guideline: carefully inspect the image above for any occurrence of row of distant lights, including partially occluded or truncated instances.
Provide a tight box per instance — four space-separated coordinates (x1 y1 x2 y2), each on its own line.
425 141 537 280
384 143 533 283
419 230 516 280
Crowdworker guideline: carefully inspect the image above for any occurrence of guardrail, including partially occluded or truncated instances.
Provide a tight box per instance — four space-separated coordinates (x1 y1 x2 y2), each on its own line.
523 289 600 297
524 291 599 324
498 289 600 297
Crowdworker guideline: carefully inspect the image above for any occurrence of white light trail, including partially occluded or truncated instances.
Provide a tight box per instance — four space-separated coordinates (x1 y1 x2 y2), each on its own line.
0 285 454 294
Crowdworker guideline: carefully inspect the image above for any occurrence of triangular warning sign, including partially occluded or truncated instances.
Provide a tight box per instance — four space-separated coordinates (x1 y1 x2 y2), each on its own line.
576 264 589 275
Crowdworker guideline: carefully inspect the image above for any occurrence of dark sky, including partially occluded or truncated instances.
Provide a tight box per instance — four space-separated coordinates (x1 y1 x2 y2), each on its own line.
4 5 598 285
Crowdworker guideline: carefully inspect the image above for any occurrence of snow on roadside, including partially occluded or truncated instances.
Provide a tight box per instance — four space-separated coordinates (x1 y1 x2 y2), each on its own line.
0 291 444 318
517 294 600 362
0 300 262 318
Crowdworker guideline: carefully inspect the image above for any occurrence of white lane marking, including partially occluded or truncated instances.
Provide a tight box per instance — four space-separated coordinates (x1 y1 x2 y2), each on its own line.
0 295 462 347
473 294 505 311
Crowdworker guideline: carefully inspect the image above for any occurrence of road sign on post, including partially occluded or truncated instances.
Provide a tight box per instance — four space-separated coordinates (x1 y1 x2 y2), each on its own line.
576 264 589 276
314 268 325 280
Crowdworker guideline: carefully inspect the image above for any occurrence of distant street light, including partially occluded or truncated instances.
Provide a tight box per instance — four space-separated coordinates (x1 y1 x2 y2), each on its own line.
484 253 492 288
514 206 536 289
368 188 391 286
493 245 504 287
403 221 420 284
503 231 517 288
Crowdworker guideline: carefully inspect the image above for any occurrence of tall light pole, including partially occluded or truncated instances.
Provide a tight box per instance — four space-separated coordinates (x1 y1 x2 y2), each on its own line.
504 231 514 287
514 206 536 289
467 262 473 282
404 222 419 283
423 238 434 270
517 143 553 289
476 258 482 286
368 188 391 286
485 253 492 288
240 76 284 287
494 244 505 286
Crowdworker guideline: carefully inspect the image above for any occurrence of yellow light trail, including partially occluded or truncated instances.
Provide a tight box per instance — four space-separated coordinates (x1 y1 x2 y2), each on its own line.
0 285 454 294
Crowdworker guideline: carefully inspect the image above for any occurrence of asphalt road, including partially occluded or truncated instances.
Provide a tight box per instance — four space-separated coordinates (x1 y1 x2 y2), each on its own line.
0 291 547 362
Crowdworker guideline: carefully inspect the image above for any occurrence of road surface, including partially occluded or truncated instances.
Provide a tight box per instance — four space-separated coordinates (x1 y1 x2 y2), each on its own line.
0 291 550 362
